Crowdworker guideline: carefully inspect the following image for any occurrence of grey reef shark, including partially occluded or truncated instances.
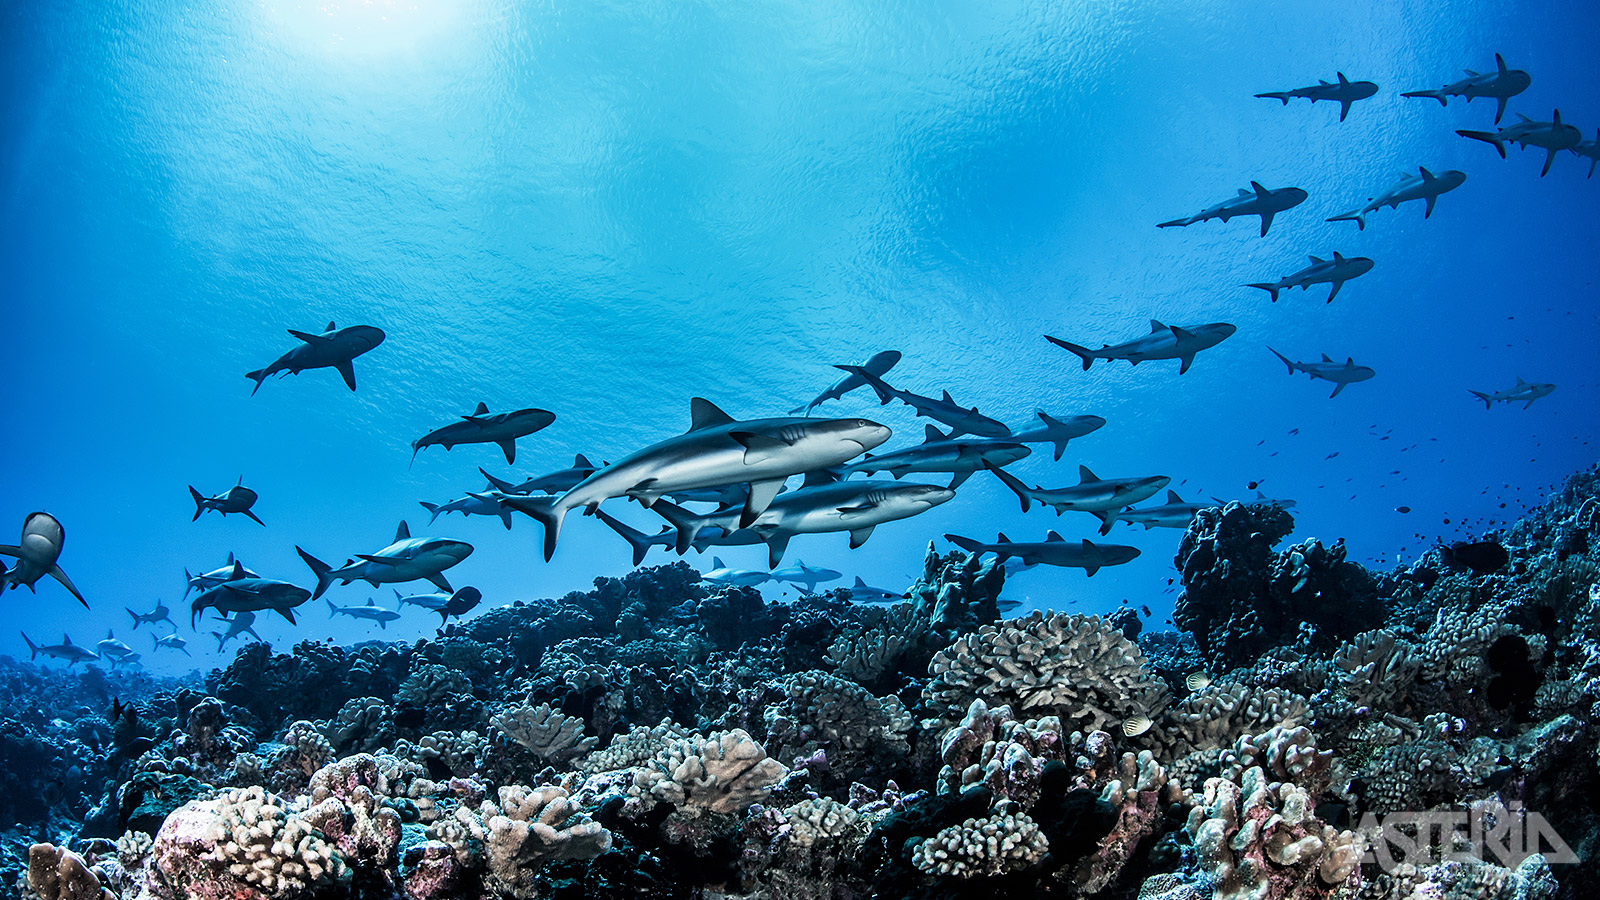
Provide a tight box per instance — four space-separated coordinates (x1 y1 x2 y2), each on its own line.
833 366 1011 439
831 424 1031 489
1326 167 1466 230
479 455 601 495
769 560 842 593
298 520 473 599
1045 320 1236 374
1570 130 1600 178
1401 53 1531 124
327 596 403 629
641 499 754 553
1246 252 1373 303
189 478 265 525
501 398 891 560
1469 377 1555 410
1458 109 1582 177
945 532 1140 576
420 492 516 530
1007 411 1106 461
189 561 312 627
1255 72 1378 121
1157 181 1307 236
126 600 174 631
0 511 88 608
154 630 193 655
246 321 384 394
984 462 1171 534
1268 348 1375 398
701 556 770 587
411 403 556 466
1106 491 1213 531
20 633 99 666
185 553 259 598
791 350 902 415
593 507 678 566
209 612 259 652
841 576 904 603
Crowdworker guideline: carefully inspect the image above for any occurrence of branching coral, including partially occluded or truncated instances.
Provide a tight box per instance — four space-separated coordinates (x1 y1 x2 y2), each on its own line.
909 809 1049 879
489 700 598 767
630 728 789 816
145 786 348 900
430 785 612 899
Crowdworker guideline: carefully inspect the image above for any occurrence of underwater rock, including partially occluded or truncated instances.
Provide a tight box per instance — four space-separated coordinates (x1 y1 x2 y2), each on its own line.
907 546 1004 638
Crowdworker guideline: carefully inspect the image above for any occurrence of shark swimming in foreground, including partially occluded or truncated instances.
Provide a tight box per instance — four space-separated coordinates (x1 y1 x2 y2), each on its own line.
20 633 99 666
834 367 1012 439
1246 252 1373 304
1400 53 1531 124
328 597 404 629
189 562 313 627
411 403 556 466
1157 182 1307 237
0 512 88 608
1457 110 1582 177
246 321 385 395
298 521 474 599
840 576 903 603
1469 377 1555 410
1326 167 1466 230
1007 411 1106 461
1045 320 1236 375
985 462 1171 533
188 478 265 526
1268 348 1375 398
945 532 1140 576
96 631 139 662
745 479 956 567
501 398 891 560
791 351 902 415
154 630 193 655
1255 72 1378 122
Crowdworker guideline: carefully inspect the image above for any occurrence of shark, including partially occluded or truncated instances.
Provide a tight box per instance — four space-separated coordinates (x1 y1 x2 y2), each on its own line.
419 493 515 530
667 484 754 506
297 521 474 599
411 403 556 466
1268 348 1375 398
1401 53 1532 124
945 532 1140 576
701 557 770 587
209 612 257 652
1045 320 1236 375
985 462 1171 533
1571 129 1600 179
1216 490 1297 510
184 554 260 598
743 479 956 567
479 455 601 495
189 562 313 627
327 597 403 629
0 512 87 608
1246 252 1374 303
1458 110 1582 177
1255 72 1378 122
1157 181 1307 237
833 367 1011 439
791 350 902 415
1326 167 1466 230
502 399 891 560
832 425 1031 489
245 321 385 395
20 633 99 666
96 631 139 662
1107 491 1213 531
188 479 265 526
126 601 174 631
154 630 193 655
840 576 904 603
593 508 678 566
642 500 755 553
1007 411 1106 461
394 588 452 611
769 560 843 593
1469 377 1556 410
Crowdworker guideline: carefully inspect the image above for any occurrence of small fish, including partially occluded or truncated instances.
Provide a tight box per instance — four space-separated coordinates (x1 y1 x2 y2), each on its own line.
1396 506 1411 514
1122 715 1153 737
1185 672 1213 692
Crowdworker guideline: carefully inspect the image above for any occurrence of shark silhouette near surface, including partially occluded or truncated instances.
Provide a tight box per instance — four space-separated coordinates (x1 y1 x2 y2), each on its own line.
1157 181 1307 236
1401 53 1531 124
246 321 385 395
1255 72 1378 121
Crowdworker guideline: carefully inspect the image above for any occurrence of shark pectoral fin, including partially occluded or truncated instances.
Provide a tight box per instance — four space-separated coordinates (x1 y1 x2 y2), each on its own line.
766 533 791 569
425 572 454 593
1339 99 1352 121
1326 279 1343 303
742 478 786 527
497 438 517 464
948 469 975 490
1330 382 1347 398
49 567 89 608
848 525 876 549
1541 147 1557 177
1424 192 1438 218
334 359 357 391
277 608 297 625
731 431 794 464
243 510 266 527
1495 96 1508 124
1177 354 1195 375
0 544 21 559
1258 210 1275 236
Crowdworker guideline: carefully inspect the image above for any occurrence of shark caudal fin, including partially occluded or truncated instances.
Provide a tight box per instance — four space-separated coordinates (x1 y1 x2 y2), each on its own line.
1245 282 1282 302
1401 88 1448 106
1456 130 1507 158
326 599 339 618
296 547 336 600
945 534 1003 559
647 499 703 554
1325 209 1367 230
1267 347 1297 374
495 495 565 560
419 501 443 525
1043 335 1095 370
126 607 140 630
1468 389 1494 410
188 486 205 522
1253 91 1292 105
244 369 269 396
983 461 1034 513
594 508 656 566
20 632 38 661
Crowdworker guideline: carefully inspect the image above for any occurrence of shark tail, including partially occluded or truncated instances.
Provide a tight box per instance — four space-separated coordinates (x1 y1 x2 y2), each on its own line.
594 508 656 566
1325 209 1367 230
945 534 1002 559
1254 92 1291 104
496 495 566 560
1400 89 1447 106
1267 347 1296 374
1245 282 1282 302
648 499 703 555
1456 130 1507 158
245 369 268 396
419 501 443 525
1468 389 1494 410
296 546 336 601
326 598 339 618
152 632 161 651
1043 335 1095 370
1155 215 1194 229
982 461 1033 513
188 486 205 522
20 632 37 661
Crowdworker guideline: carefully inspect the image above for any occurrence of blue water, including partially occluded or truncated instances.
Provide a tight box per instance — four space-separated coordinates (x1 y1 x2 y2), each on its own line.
3 0 1597 674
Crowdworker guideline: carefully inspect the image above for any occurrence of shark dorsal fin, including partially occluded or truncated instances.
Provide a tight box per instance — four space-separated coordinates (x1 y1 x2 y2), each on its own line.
1333 251 1345 263
1167 490 1183 504
1553 109 1562 126
574 453 595 468
1319 78 1331 86
1337 72 1349 84
1080 539 1096 550
924 424 947 443
288 329 332 344
106 628 114 639
1321 353 1333 362
365 597 377 606
1250 181 1268 196
1046 531 1065 542
226 551 235 564
1345 357 1356 367
325 321 337 332
1079 465 1098 483
689 398 736 431
997 532 1011 543
1418 166 1435 181
395 520 411 542
1495 53 1508 73
1036 410 1059 426
1515 375 1527 385
1170 325 1195 342
1149 319 1166 333
854 576 867 587
229 561 246 580
473 402 489 416
63 634 73 645
713 557 727 569
1237 188 1252 197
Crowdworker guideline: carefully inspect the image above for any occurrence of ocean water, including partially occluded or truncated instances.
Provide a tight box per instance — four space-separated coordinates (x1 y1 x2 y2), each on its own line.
3 0 1598 675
